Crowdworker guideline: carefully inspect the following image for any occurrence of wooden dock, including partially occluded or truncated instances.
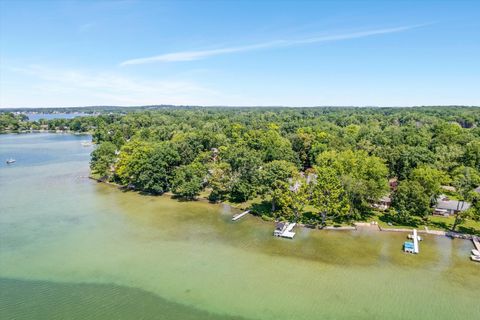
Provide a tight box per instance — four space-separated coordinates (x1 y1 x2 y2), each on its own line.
232 210 250 221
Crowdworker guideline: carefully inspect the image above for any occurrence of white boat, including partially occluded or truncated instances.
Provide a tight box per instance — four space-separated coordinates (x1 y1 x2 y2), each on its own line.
408 234 423 241
471 249 480 256
81 141 92 147
6 158 16 164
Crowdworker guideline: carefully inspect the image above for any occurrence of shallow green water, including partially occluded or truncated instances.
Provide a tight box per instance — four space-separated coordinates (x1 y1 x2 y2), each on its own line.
0 133 479 320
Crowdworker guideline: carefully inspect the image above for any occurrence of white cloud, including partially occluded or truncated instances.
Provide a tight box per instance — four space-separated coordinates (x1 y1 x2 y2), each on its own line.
120 24 426 65
0 65 226 107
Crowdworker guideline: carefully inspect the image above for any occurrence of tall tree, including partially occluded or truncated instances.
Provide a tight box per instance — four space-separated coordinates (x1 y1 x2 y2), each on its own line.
311 167 350 226
316 150 388 219
171 162 207 199
392 180 431 223
410 166 448 208
116 141 180 194
90 142 117 177
272 174 308 221
259 160 298 212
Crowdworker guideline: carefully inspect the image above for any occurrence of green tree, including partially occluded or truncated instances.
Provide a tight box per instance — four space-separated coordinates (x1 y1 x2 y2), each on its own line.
392 180 431 223
311 167 350 226
410 166 448 208
171 162 207 199
259 160 298 212
316 150 388 219
222 145 262 202
463 141 480 170
116 141 180 194
207 162 233 202
90 142 117 177
272 174 308 221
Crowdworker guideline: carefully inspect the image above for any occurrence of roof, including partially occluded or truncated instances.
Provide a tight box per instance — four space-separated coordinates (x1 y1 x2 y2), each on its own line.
474 186 480 193
275 222 285 230
379 196 391 203
435 200 471 211
441 185 456 192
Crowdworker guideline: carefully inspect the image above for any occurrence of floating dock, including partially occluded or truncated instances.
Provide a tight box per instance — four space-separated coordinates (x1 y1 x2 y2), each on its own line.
404 229 419 254
232 210 250 221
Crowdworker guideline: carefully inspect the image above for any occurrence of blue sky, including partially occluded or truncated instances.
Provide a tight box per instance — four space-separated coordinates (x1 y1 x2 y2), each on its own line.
1 0 479 107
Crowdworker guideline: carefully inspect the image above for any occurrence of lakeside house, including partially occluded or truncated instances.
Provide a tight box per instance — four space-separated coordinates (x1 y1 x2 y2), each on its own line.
373 196 392 210
441 185 456 193
434 196 471 216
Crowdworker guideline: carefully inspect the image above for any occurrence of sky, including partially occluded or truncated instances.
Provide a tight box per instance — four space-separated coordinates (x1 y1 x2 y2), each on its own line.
0 0 479 108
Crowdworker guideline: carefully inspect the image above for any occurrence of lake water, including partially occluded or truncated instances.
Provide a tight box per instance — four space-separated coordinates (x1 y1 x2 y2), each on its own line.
25 113 89 122
0 133 479 320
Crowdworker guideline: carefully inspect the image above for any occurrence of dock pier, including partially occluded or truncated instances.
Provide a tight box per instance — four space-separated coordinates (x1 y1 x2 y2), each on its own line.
232 210 250 221
471 237 480 262
404 229 420 254
413 229 419 254
472 236 480 251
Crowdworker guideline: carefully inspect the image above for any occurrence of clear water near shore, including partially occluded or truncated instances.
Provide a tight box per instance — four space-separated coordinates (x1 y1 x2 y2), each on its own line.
0 133 479 320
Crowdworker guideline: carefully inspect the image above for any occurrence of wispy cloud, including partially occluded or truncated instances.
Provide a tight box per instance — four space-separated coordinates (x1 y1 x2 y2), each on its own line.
120 24 426 66
1 65 225 107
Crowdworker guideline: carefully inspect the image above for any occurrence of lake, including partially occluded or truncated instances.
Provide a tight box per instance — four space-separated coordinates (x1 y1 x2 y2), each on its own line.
0 133 479 320
25 113 89 122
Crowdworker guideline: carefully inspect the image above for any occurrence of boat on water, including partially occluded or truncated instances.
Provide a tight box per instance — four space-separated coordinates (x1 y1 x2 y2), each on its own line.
6 158 16 164
81 141 93 147
408 234 423 241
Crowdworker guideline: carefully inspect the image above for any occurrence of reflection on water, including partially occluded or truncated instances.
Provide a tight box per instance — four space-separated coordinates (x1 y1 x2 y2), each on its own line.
1 134 479 320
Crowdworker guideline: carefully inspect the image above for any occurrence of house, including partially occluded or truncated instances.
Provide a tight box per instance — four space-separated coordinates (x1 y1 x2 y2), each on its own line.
434 198 471 216
474 186 480 194
441 185 456 193
373 196 391 210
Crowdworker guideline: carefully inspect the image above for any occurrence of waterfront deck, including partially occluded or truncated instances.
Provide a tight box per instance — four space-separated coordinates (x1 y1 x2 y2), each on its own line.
232 210 250 221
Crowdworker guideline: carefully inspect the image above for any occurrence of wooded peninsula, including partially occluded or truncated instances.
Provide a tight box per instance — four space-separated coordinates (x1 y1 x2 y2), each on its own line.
2 106 479 234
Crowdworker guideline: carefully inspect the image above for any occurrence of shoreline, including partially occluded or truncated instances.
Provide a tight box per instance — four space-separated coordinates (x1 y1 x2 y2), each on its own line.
88 175 475 240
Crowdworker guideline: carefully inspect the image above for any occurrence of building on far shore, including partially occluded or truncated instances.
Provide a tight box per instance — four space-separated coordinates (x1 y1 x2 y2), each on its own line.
474 186 480 194
434 196 471 216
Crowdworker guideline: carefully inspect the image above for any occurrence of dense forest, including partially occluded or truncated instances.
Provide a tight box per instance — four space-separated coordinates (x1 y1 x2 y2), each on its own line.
2 106 480 232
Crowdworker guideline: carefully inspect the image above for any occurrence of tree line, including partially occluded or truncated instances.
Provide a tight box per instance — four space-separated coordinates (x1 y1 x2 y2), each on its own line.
2 107 480 229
